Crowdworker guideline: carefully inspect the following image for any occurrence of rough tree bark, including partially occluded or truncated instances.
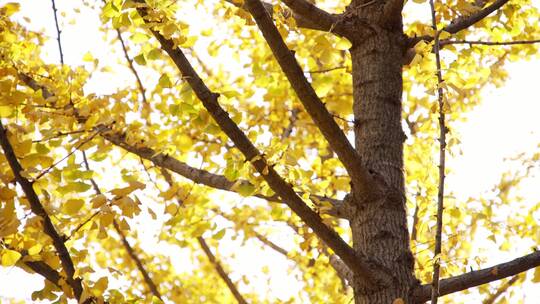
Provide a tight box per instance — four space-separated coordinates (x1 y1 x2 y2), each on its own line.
344 0 418 303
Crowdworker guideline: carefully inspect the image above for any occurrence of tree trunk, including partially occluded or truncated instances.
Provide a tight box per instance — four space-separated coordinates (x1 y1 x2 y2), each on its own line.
347 1 418 303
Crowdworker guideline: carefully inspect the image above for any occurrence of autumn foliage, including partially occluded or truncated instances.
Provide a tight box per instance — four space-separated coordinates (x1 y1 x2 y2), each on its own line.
0 0 539 303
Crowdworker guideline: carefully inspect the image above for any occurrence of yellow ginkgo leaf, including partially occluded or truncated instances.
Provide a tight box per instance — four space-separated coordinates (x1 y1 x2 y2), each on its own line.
91 194 107 209
27 244 42 256
1 249 21 266
92 276 109 296
62 199 85 215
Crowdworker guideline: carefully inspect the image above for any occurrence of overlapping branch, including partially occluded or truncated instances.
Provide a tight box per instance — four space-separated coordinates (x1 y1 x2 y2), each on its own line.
24 260 63 287
113 220 163 300
197 237 248 304
441 39 540 46
409 0 511 45
224 0 340 33
244 0 375 195
81 152 163 301
161 168 247 303
134 4 389 283
413 250 540 303
17 73 344 217
0 121 83 300
280 0 341 34
115 29 148 104
444 0 510 34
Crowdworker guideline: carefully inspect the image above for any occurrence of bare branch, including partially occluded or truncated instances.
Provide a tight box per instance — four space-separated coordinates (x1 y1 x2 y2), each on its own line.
0 121 83 300
427 0 448 301
253 231 289 256
51 0 64 64
135 5 389 283
104 132 242 192
244 0 376 195
197 237 248 304
410 202 419 242
213 209 289 257
413 250 540 303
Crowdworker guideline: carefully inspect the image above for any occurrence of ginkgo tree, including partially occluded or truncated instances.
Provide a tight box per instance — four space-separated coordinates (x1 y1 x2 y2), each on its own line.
0 0 539 303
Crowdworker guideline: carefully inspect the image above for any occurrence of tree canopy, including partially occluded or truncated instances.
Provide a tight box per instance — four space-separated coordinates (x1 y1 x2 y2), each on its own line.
0 0 539 303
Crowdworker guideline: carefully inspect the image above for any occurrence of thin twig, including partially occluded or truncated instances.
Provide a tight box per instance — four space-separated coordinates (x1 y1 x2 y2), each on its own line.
51 0 64 64
66 209 101 241
306 66 347 74
34 130 102 180
81 151 164 301
482 275 519 304
413 251 540 302
113 220 164 301
441 39 540 46
32 129 89 143
410 201 420 242
197 237 248 304
281 108 299 140
0 121 83 299
160 168 247 303
428 0 447 302
115 29 148 104
97 0 147 103
253 231 289 256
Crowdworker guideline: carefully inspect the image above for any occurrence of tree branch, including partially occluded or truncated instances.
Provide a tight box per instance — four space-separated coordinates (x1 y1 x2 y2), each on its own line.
0 121 83 300
113 220 163 301
115 29 148 104
224 0 340 33
51 0 64 64
160 166 248 303
444 0 510 34
441 39 540 46
24 260 62 287
197 237 248 304
428 0 448 302
16 72 344 216
81 151 163 301
329 254 353 285
482 275 519 304
244 0 376 196
408 0 511 46
280 0 341 34
135 5 389 284
253 231 289 256
413 250 540 303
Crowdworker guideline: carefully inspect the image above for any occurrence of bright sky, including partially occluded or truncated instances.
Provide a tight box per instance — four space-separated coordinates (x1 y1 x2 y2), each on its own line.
1 0 539 303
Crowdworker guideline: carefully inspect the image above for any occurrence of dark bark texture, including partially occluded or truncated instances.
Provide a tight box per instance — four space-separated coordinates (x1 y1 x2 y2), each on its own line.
346 0 417 302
